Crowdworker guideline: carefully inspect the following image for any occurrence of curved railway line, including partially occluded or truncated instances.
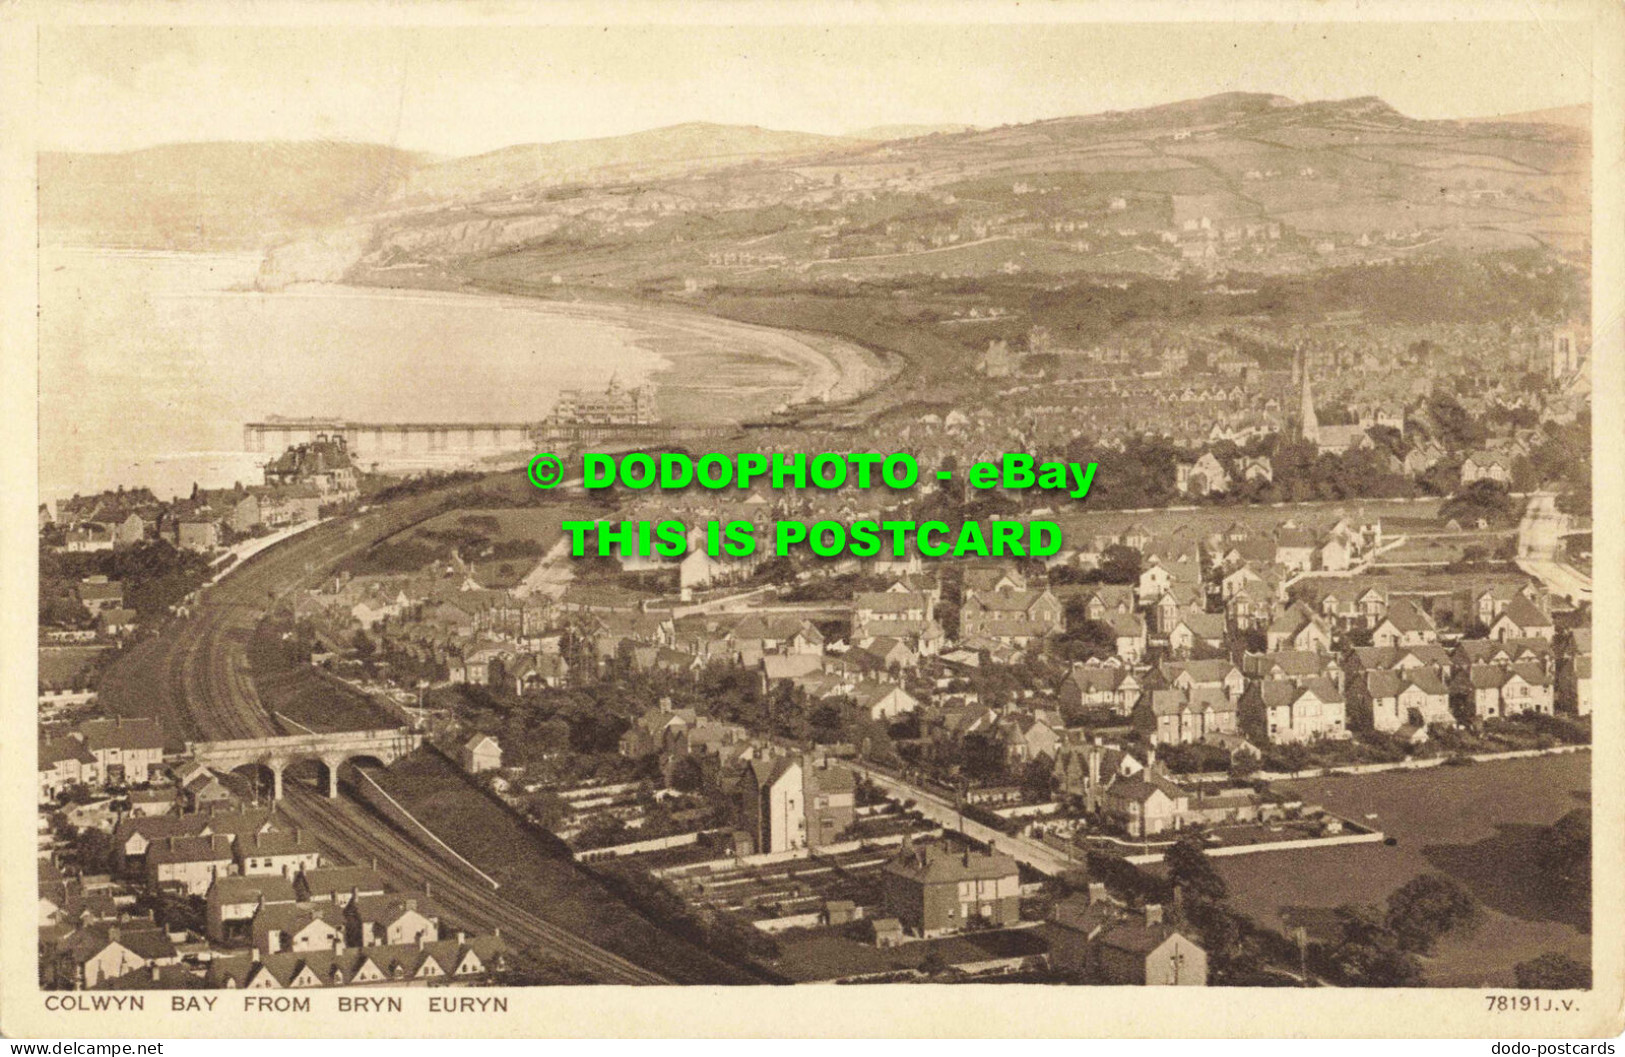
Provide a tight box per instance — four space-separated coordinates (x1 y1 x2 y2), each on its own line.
98 489 673 985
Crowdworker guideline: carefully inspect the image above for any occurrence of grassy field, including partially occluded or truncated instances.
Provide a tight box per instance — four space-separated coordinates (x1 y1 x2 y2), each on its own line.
1217 753 1591 987
39 645 105 688
414 506 571 548
373 748 765 984
1050 495 1445 544
247 618 397 733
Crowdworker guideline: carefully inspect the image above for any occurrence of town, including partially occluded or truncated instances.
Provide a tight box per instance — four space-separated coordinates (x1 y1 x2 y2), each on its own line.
38 297 1592 988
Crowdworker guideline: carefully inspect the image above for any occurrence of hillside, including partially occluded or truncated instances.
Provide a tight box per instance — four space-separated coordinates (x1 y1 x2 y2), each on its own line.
847 124 980 141
335 92 1588 289
394 122 866 204
39 141 425 250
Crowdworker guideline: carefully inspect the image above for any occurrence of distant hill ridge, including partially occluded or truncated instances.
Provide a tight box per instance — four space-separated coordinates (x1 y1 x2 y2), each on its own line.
39 94 1589 250
395 121 865 203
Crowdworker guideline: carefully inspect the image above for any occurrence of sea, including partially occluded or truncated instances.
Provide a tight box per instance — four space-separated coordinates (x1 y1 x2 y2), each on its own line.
39 248 821 504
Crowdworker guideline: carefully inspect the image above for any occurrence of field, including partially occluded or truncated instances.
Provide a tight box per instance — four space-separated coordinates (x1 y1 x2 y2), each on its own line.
373 748 765 984
413 505 571 545
1049 495 1445 545
247 618 397 734
38 645 105 688
1217 753 1591 987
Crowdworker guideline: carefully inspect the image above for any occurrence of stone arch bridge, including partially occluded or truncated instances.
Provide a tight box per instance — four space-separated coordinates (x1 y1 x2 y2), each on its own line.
184 728 420 800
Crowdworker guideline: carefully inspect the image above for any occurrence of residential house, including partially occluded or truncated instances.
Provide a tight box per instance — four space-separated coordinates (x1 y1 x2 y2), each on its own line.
1105 610 1147 663
1242 678 1348 744
145 834 235 896
75 577 124 616
461 734 502 774
959 586 1064 646
1100 769 1191 838
1488 596 1555 642
76 717 167 786
345 894 440 948
205 874 297 944
57 924 179 989
742 756 856 854
235 829 321 878
1461 663 1554 719
1058 665 1142 716
1372 599 1439 648
1166 610 1227 657
1266 604 1332 653
1157 659 1246 701
1461 451 1514 485
880 841 1021 937
1049 897 1208 986
851 682 920 721
1133 687 1238 746
294 865 388 906
250 901 347 957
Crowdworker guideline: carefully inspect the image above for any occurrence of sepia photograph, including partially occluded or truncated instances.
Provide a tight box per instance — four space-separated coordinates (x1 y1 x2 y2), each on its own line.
1 0 1619 1040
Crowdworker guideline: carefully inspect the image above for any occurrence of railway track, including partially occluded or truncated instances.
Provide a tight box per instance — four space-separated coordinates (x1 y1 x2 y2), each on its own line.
99 487 673 985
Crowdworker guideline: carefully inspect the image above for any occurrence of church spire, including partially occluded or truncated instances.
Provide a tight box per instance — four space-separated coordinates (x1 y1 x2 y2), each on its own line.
1297 345 1319 445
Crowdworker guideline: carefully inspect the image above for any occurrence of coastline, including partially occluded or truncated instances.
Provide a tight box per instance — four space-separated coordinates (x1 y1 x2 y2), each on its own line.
42 246 900 501
233 278 901 421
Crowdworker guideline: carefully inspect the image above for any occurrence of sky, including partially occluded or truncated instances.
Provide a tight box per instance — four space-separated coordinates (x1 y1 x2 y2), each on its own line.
38 18 1594 157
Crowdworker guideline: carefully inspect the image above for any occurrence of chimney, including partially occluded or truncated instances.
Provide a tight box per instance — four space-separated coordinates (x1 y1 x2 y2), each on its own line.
1147 746 1156 769
370 857 377 872
251 947 261 963
405 898 417 912
107 926 120 942
456 930 466 944
151 965 162 983
493 927 500 939
1144 903 1164 927
416 932 426 950
333 935 343 955
1087 882 1107 905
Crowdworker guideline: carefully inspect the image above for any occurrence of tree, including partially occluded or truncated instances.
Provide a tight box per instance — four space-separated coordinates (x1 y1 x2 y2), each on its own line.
1164 829 1228 903
1385 873 1480 953
1513 952 1590 990
1539 809 1591 896
1323 903 1425 987
1440 480 1516 529
1097 545 1143 585
74 827 115 875
533 717 573 755
526 791 570 832
669 755 706 793
1020 757 1055 803
1056 610 1116 662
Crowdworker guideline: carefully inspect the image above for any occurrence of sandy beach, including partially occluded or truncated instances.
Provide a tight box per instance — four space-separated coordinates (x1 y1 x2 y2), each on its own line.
41 248 898 500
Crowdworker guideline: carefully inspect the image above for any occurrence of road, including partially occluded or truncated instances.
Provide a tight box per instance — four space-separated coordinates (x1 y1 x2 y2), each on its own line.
1516 492 1591 603
96 485 671 984
839 762 1081 877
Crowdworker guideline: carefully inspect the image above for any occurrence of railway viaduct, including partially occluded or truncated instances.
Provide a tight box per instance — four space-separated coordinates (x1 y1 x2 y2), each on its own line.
184 728 421 800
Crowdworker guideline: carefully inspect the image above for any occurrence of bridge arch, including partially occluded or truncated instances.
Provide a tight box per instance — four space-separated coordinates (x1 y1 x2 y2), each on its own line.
185 729 421 800
226 760 284 802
